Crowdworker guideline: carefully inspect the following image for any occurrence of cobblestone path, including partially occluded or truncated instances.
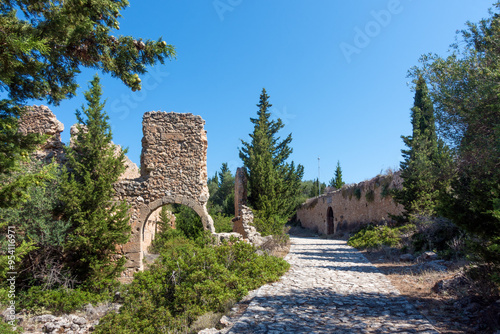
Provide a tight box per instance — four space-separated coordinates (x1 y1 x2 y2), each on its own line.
225 237 438 333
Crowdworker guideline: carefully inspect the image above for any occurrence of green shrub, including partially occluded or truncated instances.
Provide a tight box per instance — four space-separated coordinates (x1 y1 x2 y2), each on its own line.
95 236 289 333
17 286 111 315
149 226 187 253
347 224 400 249
0 320 21 334
410 218 463 255
252 213 287 237
175 205 204 240
212 213 233 233
354 188 361 200
381 183 391 198
365 189 375 203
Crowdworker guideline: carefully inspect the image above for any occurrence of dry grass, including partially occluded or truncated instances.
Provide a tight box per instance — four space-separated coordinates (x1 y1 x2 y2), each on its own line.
259 233 291 258
190 311 224 332
363 250 500 334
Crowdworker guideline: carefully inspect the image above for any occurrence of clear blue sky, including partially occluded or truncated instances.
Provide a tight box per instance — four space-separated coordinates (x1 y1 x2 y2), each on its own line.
45 0 493 185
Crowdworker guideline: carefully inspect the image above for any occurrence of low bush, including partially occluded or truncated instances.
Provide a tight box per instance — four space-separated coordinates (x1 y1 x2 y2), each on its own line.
0 320 21 334
252 213 287 237
348 224 405 250
212 213 233 233
409 217 465 258
16 286 112 315
348 217 468 261
95 234 289 333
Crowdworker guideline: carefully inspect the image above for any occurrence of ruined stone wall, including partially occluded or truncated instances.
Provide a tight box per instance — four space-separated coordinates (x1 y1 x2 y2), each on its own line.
114 111 214 281
19 107 214 282
296 173 403 235
18 105 65 163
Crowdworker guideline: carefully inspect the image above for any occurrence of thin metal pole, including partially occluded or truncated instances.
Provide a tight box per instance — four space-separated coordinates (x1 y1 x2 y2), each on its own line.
318 156 320 197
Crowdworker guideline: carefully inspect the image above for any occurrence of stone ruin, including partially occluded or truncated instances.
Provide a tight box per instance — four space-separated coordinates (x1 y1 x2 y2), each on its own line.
20 106 280 283
231 168 270 247
19 107 215 282
113 111 214 281
18 105 66 163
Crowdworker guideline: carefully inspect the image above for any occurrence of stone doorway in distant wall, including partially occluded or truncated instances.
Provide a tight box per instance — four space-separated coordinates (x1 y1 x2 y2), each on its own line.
327 207 335 235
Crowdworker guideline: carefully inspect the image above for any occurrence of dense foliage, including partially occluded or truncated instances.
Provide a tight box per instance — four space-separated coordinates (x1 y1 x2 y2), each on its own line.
394 76 453 219
60 76 130 288
348 224 404 249
95 231 290 333
0 0 175 103
0 0 175 211
239 89 304 229
411 4 500 268
347 219 465 260
207 163 235 218
0 161 72 289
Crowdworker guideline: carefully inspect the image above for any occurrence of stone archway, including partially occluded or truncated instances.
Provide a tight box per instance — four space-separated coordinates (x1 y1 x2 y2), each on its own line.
114 112 214 282
327 207 334 235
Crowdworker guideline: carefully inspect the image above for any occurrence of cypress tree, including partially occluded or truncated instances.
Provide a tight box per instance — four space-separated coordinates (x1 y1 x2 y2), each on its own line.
61 75 130 288
239 88 304 221
329 161 345 189
395 76 443 218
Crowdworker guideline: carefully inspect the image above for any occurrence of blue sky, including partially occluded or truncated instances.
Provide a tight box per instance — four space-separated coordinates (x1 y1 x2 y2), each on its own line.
43 0 493 184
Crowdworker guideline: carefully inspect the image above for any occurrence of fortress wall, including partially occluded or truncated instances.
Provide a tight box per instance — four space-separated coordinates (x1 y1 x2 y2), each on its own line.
296 172 403 235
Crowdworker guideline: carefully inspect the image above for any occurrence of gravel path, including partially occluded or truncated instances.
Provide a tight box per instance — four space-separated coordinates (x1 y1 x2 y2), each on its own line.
221 236 438 334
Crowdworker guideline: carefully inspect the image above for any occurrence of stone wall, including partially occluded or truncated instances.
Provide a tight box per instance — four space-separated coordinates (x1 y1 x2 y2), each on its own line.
296 173 403 235
18 105 65 163
114 111 214 281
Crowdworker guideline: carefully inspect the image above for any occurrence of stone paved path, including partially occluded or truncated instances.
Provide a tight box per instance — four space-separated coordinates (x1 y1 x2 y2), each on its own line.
224 237 438 334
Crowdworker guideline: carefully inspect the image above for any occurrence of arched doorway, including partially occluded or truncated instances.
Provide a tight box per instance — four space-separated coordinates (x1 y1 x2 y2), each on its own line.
327 207 334 235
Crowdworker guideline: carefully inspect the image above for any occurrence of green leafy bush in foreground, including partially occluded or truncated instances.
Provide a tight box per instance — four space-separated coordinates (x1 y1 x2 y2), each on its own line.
0 320 22 334
347 224 409 250
95 233 289 333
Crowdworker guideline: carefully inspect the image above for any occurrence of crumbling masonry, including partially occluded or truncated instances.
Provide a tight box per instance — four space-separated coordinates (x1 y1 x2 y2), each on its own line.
113 112 214 281
20 108 214 282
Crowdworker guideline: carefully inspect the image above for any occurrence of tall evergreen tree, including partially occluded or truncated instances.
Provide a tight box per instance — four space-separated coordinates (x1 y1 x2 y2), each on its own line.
61 75 130 288
239 88 304 220
329 161 345 189
414 6 500 265
395 76 447 219
208 163 235 216
310 178 326 197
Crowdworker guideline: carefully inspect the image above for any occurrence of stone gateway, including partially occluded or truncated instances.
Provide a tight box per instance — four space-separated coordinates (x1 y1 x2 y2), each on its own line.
114 111 214 282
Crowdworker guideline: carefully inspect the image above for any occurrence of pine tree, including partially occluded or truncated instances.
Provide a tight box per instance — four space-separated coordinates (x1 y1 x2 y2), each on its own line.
61 75 130 288
0 1 175 210
208 163 235 216
329 161 345 189
239 88 304 220
395 76 443 219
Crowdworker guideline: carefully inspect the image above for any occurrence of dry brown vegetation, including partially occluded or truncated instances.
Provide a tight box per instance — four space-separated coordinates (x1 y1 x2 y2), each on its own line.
364 249 500 334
